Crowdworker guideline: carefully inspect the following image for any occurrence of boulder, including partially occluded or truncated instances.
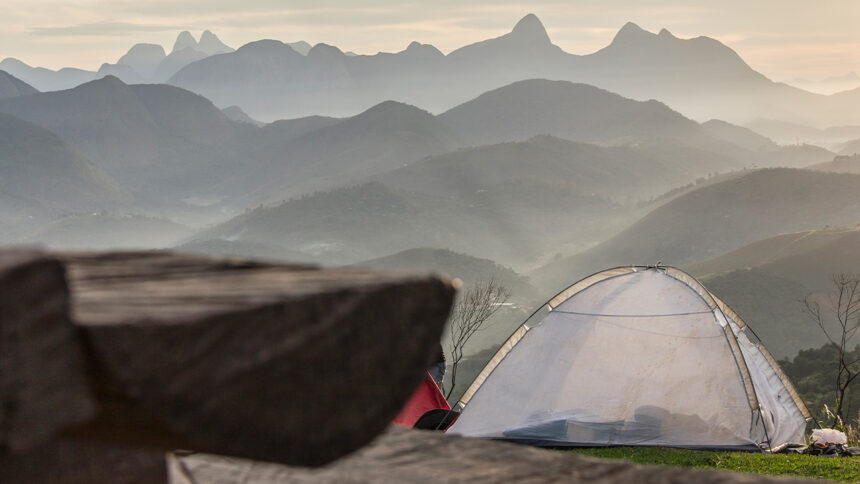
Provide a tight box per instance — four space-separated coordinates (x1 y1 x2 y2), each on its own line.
2 250 456 482
0 249 94 453
58 251 456 466
171 427 817 483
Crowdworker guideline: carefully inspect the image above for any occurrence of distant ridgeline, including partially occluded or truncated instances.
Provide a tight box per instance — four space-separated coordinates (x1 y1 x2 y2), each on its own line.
2 13 860 370
2 15 860 126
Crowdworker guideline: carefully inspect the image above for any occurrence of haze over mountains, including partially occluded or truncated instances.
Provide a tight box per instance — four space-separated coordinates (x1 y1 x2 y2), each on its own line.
0 30 235 90
0 71 37 99
534 169 860 290
4 14 860 130
688 226 860 358
0 112 128 240
159 15 860 128
2 12 859 361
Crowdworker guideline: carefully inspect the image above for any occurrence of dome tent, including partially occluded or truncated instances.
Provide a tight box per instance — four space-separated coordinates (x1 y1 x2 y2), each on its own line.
448 265 810 450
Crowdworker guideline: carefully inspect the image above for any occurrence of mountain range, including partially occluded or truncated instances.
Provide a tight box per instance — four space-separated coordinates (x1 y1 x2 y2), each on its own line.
687 226 860 357
532 168 860 291
0 30 235 90
158 14 860 128
1 75 818 212
0 75 248 202
2 15 860 363
5 15 860 131
0 112 128 240
0 72 836 258
0 71 37 99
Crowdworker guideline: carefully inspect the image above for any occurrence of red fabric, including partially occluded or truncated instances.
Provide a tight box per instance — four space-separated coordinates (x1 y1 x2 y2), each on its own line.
392 371 450 427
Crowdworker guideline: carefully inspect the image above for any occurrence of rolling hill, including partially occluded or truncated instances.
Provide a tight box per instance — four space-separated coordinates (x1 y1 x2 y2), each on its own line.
432 80 826 172
190 180 626 269
0 75 248 199
173 238 313 263
377 135 740 202
356 248 538 301
437 79 705 146
220 101 462 204
191 183 496 265
0 70 37 99
532 168 860 292
838 138 860 155
686 226 860 358
809 154 860 173
701 119 777 151
0 112 129 239
23 213 192 250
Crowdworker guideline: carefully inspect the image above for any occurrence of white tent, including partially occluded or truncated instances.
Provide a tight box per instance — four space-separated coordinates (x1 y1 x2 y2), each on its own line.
448 266 810 450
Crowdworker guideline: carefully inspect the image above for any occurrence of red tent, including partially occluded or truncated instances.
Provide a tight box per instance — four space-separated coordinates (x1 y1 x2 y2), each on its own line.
392 371 450 427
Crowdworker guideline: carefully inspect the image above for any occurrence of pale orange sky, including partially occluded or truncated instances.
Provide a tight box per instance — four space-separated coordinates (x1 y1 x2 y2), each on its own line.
1 0 859 82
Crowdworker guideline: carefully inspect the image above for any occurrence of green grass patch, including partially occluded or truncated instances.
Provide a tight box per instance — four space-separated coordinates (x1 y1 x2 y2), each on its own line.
569 447 860 482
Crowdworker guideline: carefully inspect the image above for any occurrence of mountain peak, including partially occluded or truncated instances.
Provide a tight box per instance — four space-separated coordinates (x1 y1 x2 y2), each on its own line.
198 30 233 55
93 74 124 85
402 41 443 58
355 100 434 124
0 58 29 69
658 28 676 38
0 69 39 99
613 22 652 44
308 43 345 59
510 13 550 43
172 31 198 54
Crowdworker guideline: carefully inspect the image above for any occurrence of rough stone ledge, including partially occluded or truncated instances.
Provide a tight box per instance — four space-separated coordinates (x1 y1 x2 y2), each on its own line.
171 427 818 483
1 249 456 482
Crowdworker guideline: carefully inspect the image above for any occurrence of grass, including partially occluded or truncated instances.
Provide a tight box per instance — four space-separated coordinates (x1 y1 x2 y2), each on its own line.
568 447 860 482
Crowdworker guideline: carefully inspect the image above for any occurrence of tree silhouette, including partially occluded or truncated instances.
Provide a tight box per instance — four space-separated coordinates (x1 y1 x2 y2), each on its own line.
445 279 510 400
804 273 860 426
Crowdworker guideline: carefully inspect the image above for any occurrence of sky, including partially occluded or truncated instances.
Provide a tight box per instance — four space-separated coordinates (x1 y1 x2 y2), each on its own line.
1 0 859 82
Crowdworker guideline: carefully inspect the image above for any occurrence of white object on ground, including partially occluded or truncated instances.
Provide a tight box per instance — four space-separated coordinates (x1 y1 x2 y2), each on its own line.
811 428 847 445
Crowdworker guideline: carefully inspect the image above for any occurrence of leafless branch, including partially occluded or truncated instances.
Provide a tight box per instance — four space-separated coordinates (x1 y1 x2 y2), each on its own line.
445 279 510 400
805 273 860 426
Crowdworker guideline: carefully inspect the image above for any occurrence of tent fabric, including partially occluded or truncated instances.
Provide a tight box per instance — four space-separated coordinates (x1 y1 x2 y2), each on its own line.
393 371 450 428
448 266 810 450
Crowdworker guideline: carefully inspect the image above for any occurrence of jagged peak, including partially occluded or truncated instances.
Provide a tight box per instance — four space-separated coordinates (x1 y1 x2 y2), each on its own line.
510 13 550 43
172 31 197 53
612 22 653 43
198 30 233 54
286 41 312 55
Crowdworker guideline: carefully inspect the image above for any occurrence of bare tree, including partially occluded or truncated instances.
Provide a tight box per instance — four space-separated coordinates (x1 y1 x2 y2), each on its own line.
445 279 510 399
804 273 860 426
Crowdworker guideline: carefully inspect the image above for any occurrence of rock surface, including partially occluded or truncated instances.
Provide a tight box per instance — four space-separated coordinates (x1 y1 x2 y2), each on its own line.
58 251 456 466
170 427 816 483
0 440 166 484
0 250 94 453
1 249 456 482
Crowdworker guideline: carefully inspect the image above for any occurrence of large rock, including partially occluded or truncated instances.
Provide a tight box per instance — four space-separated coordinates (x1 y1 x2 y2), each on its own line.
1 250 456 482
171 427 816 483
0 440 166 484
0 249 94 452
58 251 456 466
